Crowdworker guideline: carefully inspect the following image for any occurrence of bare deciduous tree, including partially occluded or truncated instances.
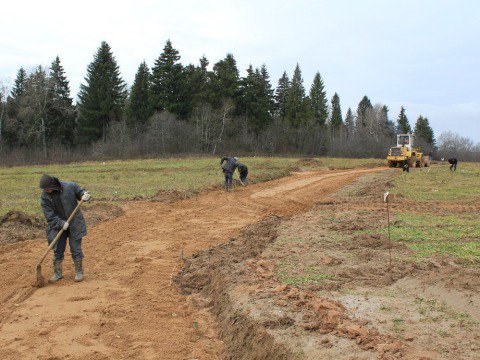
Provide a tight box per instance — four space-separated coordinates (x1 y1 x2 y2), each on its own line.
0 80 10 145
212 99 234 155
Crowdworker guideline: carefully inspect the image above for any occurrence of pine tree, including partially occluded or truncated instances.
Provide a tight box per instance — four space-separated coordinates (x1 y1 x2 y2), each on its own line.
151 39 185 116
396 106 411 133
378 105 394 138
414 115 435 145
285 64 308 127
344 107 354 138
238 64 273 133
7 67 28 117
48 56 75 144
330 92 342 134
355 95 373 127
274 71 290 118
238 65 258 121
191 56 212 107
11 67 28 100
258 64 275 123
309 72 328 126
126 61 153 131
77 41 126 143
211 53 239 107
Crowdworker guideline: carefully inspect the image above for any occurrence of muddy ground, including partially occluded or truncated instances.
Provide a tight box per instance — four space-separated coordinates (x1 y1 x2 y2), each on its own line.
1 167 478 359
0 168 383 359
177 172 480 359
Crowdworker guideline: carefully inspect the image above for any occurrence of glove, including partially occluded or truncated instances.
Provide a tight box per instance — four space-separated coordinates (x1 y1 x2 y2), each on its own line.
62 222 69 231
81 192 91 202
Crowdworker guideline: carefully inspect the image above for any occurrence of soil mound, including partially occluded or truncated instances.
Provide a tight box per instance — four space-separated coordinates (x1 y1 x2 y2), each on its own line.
0 203 124 245
82 202 125 224
297 158 322 167
151 189 198 203
0 211 45 245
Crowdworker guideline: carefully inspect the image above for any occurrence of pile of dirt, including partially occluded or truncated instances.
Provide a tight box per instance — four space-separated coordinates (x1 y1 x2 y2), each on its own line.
82 202 125 224
0 203 124 246
0 211 45 245
150 189 198 203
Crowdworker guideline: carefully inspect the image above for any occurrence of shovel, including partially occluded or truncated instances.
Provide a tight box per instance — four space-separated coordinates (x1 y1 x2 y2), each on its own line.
35 200 84 288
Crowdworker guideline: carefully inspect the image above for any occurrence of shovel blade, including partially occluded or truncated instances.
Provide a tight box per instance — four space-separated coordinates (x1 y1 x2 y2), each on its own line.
35 264 45 288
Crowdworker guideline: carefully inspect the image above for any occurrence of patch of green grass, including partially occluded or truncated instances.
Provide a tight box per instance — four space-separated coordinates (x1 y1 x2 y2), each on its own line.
447 311 479 327
383 289 401 298
437 329 449 337
280 273 335 286
392 318 405 333
379 304 392 311
0 156 383 216
358 212 480 263
391 163 480 201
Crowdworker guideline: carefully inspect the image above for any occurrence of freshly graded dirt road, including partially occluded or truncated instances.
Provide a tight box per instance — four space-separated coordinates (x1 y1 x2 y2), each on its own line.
0 168 385 359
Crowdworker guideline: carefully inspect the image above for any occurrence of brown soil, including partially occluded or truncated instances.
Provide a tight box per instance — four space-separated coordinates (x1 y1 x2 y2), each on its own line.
0 167 385 359
0 203 124 246
238 172 480 359
0 212 45 246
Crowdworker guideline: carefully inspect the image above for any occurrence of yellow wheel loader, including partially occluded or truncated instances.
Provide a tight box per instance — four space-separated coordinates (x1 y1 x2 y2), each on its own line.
387 133 430 168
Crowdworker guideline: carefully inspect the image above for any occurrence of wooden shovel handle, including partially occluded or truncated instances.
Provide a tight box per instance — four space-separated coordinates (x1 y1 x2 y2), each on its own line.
36 200 84 266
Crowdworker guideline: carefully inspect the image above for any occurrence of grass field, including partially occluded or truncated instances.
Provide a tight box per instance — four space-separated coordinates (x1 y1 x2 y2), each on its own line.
388 162 480 263
391 162 480 201
270 162 480 293
0 156 383 216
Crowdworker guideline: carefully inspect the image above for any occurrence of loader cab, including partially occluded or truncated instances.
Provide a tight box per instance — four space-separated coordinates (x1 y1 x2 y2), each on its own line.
397 133 414 152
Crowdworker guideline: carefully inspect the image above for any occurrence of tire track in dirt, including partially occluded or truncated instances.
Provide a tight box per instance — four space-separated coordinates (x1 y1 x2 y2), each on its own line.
0 167 388 359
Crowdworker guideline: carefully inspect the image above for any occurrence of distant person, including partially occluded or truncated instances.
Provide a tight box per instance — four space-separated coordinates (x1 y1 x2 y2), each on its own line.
448 158 458 171
237 163 249 185
220 156 238 191
39 174 91 283
429 151 433 160
402 159 410 173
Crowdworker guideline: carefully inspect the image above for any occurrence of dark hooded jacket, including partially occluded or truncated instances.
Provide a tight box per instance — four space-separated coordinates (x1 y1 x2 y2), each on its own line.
39 174 87 242
220 156 238 173
237 163 248 176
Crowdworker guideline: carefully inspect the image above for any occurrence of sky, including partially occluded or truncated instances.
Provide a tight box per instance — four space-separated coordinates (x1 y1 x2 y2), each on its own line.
1 0 479 141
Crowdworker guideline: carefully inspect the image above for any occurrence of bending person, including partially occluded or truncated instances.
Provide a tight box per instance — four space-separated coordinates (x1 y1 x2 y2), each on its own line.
237 162 248 185
220 156 238 191
39 174 91 283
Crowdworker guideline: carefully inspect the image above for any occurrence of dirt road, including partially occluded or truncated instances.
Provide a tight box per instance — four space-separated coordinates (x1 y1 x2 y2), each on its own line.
0 168 386 359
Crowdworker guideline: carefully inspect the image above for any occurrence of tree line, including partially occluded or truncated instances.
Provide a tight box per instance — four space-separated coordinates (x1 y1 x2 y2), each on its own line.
0 40 453 164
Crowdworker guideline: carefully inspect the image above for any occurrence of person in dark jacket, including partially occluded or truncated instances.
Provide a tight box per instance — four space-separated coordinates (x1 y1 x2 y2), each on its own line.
237 163 248 185
39 174 91 283
448 158 458 171
402 159 410 173
220 156 238 191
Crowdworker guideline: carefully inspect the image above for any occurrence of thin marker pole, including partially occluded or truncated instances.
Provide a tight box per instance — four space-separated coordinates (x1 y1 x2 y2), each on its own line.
384 192 392 270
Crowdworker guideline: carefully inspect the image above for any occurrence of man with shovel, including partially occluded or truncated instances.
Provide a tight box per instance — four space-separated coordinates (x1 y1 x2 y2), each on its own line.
39 174 91 283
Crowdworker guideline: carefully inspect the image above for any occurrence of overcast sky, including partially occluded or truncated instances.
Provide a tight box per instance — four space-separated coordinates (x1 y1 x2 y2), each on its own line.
1 0 479 141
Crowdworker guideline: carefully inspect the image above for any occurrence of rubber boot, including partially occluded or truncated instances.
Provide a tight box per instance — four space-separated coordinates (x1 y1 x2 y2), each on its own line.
49 259 63 283
73 259 84 282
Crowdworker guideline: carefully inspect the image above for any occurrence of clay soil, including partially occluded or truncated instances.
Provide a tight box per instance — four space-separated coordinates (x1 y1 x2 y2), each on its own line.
177 171 480 359
0 168 383 359
2 167 478 359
